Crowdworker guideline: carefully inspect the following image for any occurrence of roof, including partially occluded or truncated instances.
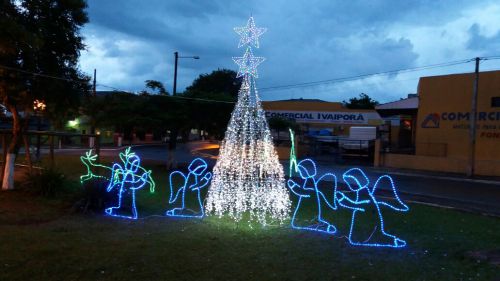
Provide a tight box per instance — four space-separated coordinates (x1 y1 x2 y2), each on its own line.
376 96 418 110
267 98 327 102
419 69 500 80
95 90 131 96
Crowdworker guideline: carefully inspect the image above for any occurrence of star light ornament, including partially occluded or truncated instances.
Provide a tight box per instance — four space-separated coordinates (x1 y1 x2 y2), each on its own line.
205 17 291 225
234 16 267 48
233 47 265 78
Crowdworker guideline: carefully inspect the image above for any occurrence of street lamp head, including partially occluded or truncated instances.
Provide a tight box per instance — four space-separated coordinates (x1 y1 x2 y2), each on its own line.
33 99 46 112
193 56 200 59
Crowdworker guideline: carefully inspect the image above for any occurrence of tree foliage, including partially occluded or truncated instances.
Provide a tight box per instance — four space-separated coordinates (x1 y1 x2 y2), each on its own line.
0 0 88 189
185 69 241 99
343 93 379 109
268 116 299 141
144 80 168 95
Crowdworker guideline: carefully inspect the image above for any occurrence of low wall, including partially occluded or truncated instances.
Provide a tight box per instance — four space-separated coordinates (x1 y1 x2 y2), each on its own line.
381 153 500 176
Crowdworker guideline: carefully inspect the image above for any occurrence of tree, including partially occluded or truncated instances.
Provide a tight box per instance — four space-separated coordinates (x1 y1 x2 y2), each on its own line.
268 116 298 141
0 0 88 189
183 69 241 140
144 80 168 95
185 69 242 99
343 93 379 109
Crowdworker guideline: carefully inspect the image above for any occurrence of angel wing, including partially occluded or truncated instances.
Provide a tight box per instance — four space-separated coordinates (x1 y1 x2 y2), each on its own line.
371 175 409 212
107 163 124 192
169 170 187 204
316 172 338 210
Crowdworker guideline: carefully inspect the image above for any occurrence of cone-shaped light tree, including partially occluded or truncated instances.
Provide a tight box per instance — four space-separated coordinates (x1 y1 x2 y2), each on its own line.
205 17 291 225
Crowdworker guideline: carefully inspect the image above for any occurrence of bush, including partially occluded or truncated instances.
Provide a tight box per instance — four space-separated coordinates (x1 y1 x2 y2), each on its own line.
73 178 114 214
24 168 66 198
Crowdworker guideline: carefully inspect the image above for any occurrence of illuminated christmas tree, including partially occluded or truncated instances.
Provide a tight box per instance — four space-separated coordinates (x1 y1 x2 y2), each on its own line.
205 17 291 225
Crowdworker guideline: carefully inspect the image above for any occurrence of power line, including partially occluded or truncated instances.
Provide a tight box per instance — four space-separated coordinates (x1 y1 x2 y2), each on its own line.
258 56 500 92
2 56 500 102
0 64 88 84
97 83 236 104
258 58 475 92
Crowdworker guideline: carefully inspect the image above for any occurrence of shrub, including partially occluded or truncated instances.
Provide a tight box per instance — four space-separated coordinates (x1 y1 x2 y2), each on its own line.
73 178 114 214
24 168 66 198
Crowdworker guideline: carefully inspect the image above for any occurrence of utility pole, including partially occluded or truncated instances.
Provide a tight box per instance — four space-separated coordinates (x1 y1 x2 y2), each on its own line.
90 69 97 149
90 69 96 134
173 52 178 96
173 52 199 96
93 69 96 97
467 57 480 177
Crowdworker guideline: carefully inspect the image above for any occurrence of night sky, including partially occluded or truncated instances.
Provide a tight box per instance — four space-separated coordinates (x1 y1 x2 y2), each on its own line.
79 0 500 103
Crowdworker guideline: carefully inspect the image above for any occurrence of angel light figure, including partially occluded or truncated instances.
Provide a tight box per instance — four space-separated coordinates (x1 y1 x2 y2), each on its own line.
287 159 341 234
340 168 409 248
166 158 212 218
105 148 155 219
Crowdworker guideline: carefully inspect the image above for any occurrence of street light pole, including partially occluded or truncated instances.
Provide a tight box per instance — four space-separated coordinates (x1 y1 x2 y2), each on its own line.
172 51 199 96
168 52 199 169
173 52 178 95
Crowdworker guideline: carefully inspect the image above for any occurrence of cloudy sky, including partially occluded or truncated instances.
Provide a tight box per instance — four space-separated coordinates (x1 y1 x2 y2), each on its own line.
79 0 500 103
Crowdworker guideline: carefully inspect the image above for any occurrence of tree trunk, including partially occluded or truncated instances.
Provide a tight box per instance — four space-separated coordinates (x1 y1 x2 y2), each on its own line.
2 105 21 190
2 153 15 190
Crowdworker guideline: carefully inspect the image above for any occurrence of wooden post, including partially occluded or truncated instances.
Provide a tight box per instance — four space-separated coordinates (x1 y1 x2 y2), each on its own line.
374 139 381 167
49 135 54 168
1 134 6 179
22 134 33 175
95 134 101 177
95 134 101 164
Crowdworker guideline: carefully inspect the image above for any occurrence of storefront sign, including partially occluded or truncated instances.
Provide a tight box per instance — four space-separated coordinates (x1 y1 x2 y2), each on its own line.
264 110 382 125
421 111 500 138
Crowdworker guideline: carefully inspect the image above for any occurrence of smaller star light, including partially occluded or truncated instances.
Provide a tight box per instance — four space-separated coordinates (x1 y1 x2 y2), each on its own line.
233 47 265 78
234 16 267 48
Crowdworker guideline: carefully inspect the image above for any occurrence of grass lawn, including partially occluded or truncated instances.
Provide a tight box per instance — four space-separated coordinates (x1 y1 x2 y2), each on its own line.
0 154 499 280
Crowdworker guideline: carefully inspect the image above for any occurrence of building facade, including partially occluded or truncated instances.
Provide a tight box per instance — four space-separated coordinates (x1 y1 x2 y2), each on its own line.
381 70 500 176
262 99 383 136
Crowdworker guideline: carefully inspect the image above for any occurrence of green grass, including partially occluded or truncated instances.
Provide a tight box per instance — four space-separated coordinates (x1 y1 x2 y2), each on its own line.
0 155 499 280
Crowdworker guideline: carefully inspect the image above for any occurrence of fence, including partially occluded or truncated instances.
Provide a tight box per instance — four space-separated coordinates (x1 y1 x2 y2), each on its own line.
0 130 101 174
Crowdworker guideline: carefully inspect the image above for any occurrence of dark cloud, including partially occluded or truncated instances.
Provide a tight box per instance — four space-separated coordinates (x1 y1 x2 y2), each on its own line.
79 0 500 102
467 24 500 52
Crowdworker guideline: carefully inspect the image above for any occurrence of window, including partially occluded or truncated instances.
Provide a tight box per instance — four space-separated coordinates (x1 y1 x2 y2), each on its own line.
492 97 500 107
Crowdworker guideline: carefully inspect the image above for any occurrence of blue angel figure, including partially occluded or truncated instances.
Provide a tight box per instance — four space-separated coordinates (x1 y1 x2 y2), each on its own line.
105 149 154 219
166 158 212 218
339 168 410 248
287 159 340 234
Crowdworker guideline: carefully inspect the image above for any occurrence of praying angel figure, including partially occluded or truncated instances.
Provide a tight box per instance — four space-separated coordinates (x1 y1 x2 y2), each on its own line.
287 159 340 234
166 158 212 218
340 168 409 248
105 148 155 219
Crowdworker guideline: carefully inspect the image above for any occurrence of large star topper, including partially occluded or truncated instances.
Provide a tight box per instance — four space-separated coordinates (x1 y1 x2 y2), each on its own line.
233 47 266 78
234 16 267 48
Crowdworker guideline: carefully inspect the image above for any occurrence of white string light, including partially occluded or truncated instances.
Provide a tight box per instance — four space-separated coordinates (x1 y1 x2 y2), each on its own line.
234 16 267 49
205 17 291 225
232 47 266 78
